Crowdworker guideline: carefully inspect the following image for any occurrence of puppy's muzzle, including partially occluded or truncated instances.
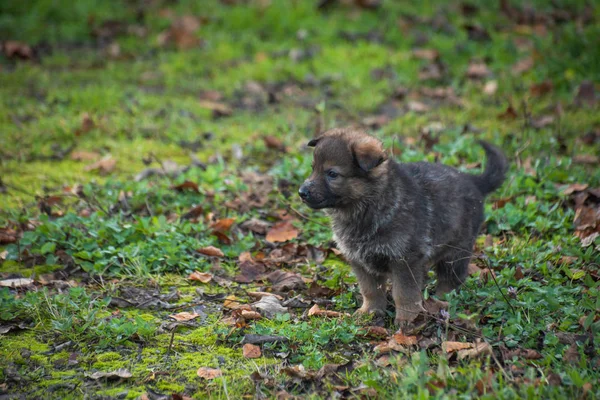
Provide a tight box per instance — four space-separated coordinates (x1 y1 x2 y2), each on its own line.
298 181 312 202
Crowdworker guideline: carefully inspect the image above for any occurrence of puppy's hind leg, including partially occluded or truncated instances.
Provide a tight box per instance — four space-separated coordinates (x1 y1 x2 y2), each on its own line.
352 263 387 316
435 250 471 296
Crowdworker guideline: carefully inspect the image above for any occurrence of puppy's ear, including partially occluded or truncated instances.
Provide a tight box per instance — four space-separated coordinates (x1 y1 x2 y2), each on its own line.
352 137 387 172
307 138 320 147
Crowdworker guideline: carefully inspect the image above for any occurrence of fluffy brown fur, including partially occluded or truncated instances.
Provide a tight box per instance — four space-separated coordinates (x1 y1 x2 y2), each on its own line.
299 128 508 325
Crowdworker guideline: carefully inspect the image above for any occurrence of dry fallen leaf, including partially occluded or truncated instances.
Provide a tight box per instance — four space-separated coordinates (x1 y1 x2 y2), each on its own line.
412 48 439 61
241 310 262 320
573 154 599 165
198 100 232 117
574 81 596 107
2 40 33 59
483 80 498 96
512 56 534 75
0 228 19 244
467 60 490 79
392 333 418 346
86 368 132 380
84 156 116 175
252 295 288 318
197 367 223 380
196 246 224 257
171 181 200 193
71 151 100 161
211 218 235 232
561 183 588 195
242 343 262 358
188 271 213 283
457 342 492 360
266 270 306 292
308 304 349 318
169 312 200 322
443 341 474 353
530 81 553 97
75 112 95 136
266 221 299 243
498 104 518 120
0 278 34 288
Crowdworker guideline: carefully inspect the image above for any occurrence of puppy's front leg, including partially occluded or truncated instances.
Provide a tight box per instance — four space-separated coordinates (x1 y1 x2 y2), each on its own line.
390 260 426 326
351 263 387 316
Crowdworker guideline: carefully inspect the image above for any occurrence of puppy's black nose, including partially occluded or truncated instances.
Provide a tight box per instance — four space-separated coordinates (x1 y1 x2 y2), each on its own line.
298 185 310 200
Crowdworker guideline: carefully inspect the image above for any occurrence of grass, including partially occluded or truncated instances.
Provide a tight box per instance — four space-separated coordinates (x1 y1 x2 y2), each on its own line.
1 0 599 398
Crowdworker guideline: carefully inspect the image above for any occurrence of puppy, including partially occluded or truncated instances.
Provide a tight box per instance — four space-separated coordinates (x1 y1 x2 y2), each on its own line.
299 128 507 325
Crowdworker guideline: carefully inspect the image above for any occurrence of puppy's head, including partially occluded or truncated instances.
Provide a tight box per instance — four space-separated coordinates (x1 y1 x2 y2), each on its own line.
298 128 388 209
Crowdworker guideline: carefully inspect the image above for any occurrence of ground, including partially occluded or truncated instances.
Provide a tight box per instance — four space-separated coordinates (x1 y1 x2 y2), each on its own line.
1 0 599 399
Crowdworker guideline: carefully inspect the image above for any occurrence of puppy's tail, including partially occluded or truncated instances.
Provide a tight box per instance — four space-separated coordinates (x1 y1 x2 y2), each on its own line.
470 141 508 196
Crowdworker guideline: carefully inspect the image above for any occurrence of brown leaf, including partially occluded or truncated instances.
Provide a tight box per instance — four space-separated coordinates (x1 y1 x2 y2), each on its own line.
71 151 100 161
171 181 200 193
564 343 580 364
561 183 588 195
196 246 224 257
412 48 439 61
181 205 204 220
266 221 299 243
531 115 555 129
223 295 247 310
266 270 306 292
464 23 490 41
512 57 534 75
211 218 235 233
0 278 34 288
240 218 270 235
392 333 418 346
0 228 19 244
423 297 449 315
457 342 492 360
75 113 95 136
198 100 232 117
467 263 482 275
443 341 474 353
308 304 349 318
252 295 288 317
362 326 389 339
573 154 599 165
86 368 132 380
197 367 223 380
169 311 200 321
407 101 430 113
242 343 262 358
234 261 266 283
247 291 284 301
84 156 116 175
505 348 543 360
467 60 490 79
263 135 286 152
241 310 262 320
530 81 553 97
2 40 33 60
574 81 596 107
514 266 525 280
498 104 518 120
483 80 498 96
188 271 213 283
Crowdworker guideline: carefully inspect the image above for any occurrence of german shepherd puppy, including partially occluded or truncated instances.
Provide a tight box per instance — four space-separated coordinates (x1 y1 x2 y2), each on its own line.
299 128 507 325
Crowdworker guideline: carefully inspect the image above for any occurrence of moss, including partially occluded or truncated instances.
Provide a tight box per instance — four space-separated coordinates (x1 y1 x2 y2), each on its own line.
92 351 127 371
0 261 63 276
155 381 186 393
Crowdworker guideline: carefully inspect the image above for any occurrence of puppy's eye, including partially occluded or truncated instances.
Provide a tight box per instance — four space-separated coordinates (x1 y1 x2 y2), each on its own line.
326 170 339 179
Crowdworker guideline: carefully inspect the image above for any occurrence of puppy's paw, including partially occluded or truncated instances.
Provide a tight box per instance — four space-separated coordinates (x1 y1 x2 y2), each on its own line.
394 303 426 327
354 304 386 317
